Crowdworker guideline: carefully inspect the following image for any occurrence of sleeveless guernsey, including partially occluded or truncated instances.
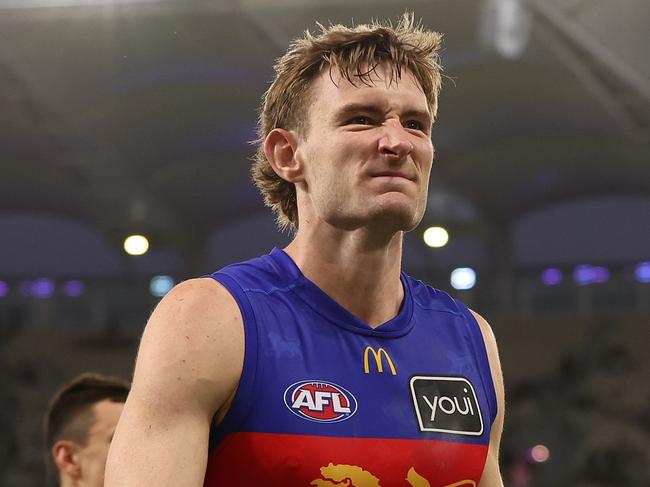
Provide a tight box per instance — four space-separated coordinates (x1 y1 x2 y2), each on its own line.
204 248 497 486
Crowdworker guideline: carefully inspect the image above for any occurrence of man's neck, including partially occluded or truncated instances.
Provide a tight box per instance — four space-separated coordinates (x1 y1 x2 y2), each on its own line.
284 227 405 328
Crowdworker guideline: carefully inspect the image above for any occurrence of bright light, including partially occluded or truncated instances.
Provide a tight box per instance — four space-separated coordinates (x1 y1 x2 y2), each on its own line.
529 444 550 463
32 278 55 298
592 266 610 283
423 226 449 248
541 268 563 286
480 0 531 59
124 234 149 256
573 264 609 285
0 281 8 298
450 267 476 290
634 262 650 283
573 265 593 285
150 275 175 298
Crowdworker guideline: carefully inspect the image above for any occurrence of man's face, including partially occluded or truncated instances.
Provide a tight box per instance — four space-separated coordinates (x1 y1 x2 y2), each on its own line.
76 399 124 487
295 65 434 233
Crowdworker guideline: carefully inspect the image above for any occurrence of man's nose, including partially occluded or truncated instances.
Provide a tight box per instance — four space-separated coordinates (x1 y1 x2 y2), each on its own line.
378 122 412 158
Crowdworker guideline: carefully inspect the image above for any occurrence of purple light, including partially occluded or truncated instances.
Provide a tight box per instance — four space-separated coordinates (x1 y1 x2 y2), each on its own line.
19 280 33 297
573 265 592 285
574 265 609 285
592 266 610 284
32 278 55 298
541 268 563 286
573 265 596 285
0 281 8 298
635 262 650 283
62 280 85 297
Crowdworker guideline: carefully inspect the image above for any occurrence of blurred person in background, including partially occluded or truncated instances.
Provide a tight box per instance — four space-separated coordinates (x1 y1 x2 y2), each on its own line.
107 13 504 486
44 373 129 487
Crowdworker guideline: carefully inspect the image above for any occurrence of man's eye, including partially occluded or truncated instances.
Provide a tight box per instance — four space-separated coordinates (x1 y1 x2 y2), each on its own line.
349 116 373 125
404 120 425 131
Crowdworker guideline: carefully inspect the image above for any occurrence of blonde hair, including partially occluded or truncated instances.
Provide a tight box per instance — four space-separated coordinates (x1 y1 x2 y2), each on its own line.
252 12 443 231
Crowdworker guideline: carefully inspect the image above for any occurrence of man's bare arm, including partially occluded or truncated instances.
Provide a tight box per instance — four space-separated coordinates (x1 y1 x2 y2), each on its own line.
472 310 505 487
105 278 244 487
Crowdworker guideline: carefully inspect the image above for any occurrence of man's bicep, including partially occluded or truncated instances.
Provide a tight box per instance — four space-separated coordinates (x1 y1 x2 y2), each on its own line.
128 278 243 422
107 387 212 487
479 402 505 487
106 278 244 487
471 310 505 487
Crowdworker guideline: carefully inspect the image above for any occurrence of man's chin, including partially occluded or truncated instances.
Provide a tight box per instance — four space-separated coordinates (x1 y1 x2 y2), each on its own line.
366 203 422 233
323 196 423 233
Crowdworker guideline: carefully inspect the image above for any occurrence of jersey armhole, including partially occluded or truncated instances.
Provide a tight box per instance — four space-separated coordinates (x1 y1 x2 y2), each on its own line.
460 307 498 426
206 271 260 450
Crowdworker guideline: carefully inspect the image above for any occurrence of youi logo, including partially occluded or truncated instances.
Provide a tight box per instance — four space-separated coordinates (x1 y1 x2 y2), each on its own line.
284 380 358 423
410 376 484 436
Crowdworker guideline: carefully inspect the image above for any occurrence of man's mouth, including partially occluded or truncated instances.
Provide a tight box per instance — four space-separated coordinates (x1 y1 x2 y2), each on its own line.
370 171 416 182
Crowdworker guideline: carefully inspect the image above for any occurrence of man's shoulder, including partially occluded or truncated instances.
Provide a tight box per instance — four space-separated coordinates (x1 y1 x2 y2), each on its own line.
145 278 241 350
208 248 296 293
166 277 236 306
120 277 245 435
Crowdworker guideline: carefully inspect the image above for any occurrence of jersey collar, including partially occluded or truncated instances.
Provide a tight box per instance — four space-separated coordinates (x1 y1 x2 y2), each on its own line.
268 247 414 338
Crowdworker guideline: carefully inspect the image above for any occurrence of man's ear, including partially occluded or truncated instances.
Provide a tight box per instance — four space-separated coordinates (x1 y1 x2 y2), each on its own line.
263 128 304 183
52 440 81 478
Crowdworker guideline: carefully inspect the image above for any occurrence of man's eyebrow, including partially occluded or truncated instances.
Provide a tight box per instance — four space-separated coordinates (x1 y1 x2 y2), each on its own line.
402 108 433 126
333 103 385 120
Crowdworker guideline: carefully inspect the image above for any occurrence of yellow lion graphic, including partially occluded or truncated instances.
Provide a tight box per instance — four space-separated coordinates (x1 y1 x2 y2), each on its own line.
310 463 476 487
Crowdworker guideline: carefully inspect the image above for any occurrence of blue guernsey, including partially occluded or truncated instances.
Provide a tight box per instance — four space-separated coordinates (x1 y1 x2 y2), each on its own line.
204 247 497 486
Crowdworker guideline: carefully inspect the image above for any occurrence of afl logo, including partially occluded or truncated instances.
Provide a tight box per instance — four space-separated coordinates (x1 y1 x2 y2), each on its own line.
284 380 358 423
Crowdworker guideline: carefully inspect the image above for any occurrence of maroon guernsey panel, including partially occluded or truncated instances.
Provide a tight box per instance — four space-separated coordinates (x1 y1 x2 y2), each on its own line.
205 433 487 485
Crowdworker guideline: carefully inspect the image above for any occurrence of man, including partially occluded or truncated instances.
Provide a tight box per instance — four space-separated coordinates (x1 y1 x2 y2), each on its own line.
44 372 130 487
107 13 505 486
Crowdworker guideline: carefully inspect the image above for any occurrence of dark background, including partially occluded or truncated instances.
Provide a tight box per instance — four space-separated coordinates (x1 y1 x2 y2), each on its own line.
0 0 648 485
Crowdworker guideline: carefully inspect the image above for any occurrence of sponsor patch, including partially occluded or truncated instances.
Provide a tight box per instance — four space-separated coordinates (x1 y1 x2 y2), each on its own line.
410 376 483 436
284 380 357 423
363 346 397 375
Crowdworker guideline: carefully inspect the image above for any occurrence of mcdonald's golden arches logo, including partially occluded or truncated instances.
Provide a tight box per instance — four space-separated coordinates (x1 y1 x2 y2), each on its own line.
363 347 397 375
